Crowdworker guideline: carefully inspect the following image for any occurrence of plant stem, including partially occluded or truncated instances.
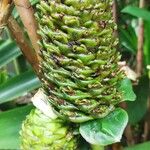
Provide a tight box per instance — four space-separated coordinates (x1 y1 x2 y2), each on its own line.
0 0 12 34
91 145 104 150
136 0 145 77
13 0 41 62
7 16 40 73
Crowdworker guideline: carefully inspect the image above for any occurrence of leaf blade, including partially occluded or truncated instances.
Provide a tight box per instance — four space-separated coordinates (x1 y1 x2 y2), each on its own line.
122 6 150 22
80 108 128 146
0 40 21 68
0 105 33 149
118 78 136 102
124 141 150 150
127 76 149 125
0 70 41 104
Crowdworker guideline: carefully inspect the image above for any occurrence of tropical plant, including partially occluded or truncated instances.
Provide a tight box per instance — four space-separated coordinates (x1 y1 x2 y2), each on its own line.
0 0 149 150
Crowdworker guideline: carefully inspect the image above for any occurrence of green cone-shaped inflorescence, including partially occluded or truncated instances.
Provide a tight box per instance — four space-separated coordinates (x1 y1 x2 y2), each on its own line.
20 109 78 150
35 0 124 123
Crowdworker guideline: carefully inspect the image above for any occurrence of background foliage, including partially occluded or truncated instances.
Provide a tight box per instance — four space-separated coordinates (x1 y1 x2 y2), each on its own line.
0 0 149 149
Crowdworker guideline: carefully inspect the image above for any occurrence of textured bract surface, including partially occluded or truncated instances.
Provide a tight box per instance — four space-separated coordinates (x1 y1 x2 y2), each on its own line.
36 0 124 122
20 109 78 150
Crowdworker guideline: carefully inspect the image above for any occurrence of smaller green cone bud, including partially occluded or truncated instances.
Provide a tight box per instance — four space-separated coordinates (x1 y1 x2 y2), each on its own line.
20 109 78 150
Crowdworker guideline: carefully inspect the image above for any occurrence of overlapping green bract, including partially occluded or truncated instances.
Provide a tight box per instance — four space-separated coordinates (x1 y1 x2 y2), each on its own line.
36 0 124 123
20 109 78 150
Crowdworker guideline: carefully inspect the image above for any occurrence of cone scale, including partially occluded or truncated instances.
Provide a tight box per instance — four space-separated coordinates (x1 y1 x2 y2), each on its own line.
20 109 78 150
35 0 124 123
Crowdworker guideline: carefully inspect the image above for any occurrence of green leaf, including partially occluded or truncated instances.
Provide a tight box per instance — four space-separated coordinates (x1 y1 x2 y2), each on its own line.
118 26 137 54
30 0 40 5
122 6 150 22
79 108 128 146
118 78 136 101
0 40 21 68
0 105 33 149
0 71 8 85
124 141 150 150
144 22 150 65
127 76 149 125
0 70 41 104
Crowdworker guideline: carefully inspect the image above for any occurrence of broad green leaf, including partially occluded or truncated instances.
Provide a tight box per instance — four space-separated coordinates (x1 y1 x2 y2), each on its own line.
127 76 149 125
118 78 136 101
0 70 41 104
124 141 150 150
0 71 8 85
144 22 150 65
148 66 150 78
30 0 40 5
0 40 21 68
0 105 33 149
122 6 150 22
119 26 137 54
79 108 128 146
